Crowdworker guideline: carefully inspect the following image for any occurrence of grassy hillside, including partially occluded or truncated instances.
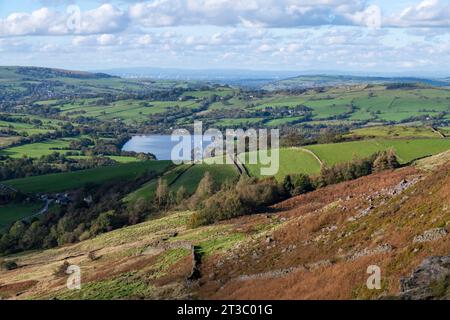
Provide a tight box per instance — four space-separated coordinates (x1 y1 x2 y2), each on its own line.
263 74 450 90
346 126 441 139
0 66 194 102
0 154 448 300
304 138 450 166
4 161 173 193
125 163 239 204
244 138 450 181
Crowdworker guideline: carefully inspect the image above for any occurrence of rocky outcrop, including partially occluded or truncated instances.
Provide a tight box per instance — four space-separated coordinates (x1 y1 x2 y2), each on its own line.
413 228 448 243
399 256 450 300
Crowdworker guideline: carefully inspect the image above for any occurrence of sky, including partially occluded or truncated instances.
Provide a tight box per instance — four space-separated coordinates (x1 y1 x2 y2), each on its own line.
0 0 449 76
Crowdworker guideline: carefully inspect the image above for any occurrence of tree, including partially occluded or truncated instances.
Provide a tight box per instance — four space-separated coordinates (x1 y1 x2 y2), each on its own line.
289 173 314 196
373 149 400 173
175 186 189 205
189 172 216 209
155 178 170 209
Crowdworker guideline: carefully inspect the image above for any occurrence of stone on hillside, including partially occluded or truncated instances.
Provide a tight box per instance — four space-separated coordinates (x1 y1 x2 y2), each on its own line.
413 228 448 243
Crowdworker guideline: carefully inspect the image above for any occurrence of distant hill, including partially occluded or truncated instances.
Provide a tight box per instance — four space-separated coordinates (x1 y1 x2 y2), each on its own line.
0 66 195 103
0 66 116 81
263 74 450 90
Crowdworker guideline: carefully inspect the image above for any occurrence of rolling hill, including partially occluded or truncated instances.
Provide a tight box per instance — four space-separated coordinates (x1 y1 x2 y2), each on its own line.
263 74 450 91
0 152 448 300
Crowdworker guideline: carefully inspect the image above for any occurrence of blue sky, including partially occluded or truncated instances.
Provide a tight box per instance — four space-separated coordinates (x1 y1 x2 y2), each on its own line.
0 0 449 76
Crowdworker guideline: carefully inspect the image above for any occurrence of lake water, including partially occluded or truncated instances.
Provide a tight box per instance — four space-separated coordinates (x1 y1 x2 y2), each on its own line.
122 135 214 161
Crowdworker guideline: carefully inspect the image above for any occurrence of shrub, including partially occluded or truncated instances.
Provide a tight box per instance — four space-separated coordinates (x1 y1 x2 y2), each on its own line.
188 172 216 209
190 190 245 228
190 175 283 228
284 173 314 196
155 178 170 209
1 260 18 270
54 261 70 277
175 186 189 205
236 176 283 209
373 149 400 172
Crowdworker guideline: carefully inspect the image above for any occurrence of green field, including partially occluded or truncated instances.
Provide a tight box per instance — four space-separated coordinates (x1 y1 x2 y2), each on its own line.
0 203 42 228
244 138 450 181
215 118 263 126
124 164 191 203
125 162 239 204
304 138 450 165
0 139 75 158
170 163 238 193
4 161 173 193
346 126 440 138
245 85 450 123
245 148 322 180
59 99 199 123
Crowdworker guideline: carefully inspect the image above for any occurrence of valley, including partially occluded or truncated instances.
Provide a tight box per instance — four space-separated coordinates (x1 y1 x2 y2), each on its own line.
0 66 449 300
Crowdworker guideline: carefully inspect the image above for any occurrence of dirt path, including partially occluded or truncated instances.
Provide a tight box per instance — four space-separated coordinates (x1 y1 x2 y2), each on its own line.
431 127 446 138
293 147 324 166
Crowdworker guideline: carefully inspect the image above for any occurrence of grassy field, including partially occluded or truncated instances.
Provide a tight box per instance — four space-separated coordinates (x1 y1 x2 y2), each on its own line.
124 164 191 203
4 161 173 193
0 139 75 158
0 136 21 148
304 138 450 165
346 126 440 138
124 162 239 204
245 148 322 181
170 163 239 193
244 138 450 181
246 85 450 122
215 118 263 127
0 202 42 228
59 99 199 123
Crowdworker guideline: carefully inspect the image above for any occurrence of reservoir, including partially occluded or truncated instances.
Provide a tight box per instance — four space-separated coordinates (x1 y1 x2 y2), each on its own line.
122 135 214 161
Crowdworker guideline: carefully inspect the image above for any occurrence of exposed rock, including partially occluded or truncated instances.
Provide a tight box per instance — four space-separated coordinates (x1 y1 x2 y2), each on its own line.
413 228 448 243
348 243 393 261
399 256 450 300
306 259 332 270
348 206 373 222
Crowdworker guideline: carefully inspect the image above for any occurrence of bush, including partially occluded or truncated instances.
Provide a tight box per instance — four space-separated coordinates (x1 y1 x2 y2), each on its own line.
236 176 283 209
1 260 18 270
373 149 400 172
190 190 246 228
188 172 217 209
54 261 70 277
189 175 283 228
284 173 314 196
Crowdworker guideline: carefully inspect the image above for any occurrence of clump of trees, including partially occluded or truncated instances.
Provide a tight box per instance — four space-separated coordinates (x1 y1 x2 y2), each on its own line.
189 174 284 228
283 173 314 196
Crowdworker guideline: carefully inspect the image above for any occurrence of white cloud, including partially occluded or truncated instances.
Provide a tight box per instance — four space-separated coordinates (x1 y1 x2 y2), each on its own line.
0 7 66 36
72 34 121 46
128 0 377 28
79 4 128 34
0 4 127 37
387 0 450 28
